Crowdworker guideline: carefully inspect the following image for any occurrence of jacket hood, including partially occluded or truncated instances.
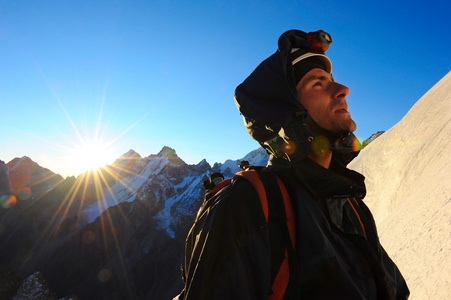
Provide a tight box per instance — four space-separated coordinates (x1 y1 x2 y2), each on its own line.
234 29 361 167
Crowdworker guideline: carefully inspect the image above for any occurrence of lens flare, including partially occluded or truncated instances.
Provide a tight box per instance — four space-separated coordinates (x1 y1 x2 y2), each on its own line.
98 268 112 283
352 137 362 152
0 195 17 209
311 135 330 156
281 140 296 155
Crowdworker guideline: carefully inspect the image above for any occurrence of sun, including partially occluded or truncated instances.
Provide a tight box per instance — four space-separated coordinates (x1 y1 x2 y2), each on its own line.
71 140 114 173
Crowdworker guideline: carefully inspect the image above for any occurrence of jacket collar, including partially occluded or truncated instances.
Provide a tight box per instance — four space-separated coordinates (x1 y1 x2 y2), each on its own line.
271 155 366 199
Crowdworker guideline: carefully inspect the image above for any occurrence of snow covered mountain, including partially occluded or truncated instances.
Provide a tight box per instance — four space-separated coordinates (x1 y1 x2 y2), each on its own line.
349 71 451 300
0 146 269 299
81 146 269 235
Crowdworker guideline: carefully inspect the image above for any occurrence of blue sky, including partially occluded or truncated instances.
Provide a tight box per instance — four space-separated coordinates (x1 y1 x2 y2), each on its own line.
1 0 450 177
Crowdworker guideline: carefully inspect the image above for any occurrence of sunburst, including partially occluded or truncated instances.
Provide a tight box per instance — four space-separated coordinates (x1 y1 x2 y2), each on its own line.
22 68 155 293
69 139 116 173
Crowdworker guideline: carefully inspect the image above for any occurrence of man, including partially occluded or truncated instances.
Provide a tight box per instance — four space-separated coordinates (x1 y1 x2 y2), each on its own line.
176 29 409 299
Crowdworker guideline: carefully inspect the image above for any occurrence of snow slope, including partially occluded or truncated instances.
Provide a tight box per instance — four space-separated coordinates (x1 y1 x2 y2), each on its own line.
83 156 168 223
81 146 269 234
349 71 451 299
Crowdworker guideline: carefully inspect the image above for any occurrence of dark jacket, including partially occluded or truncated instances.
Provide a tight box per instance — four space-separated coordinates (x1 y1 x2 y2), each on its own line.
177 156 409 299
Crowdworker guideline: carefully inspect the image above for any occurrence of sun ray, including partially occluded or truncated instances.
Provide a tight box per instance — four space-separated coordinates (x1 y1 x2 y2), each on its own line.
32 171 66 190
93 169 135 297
104 109 154 149
94 86 106 143
50 176 86 237
97 167 132 222
41 173 86 236
22 175 85 264
14 128 77 154
37 66 85 145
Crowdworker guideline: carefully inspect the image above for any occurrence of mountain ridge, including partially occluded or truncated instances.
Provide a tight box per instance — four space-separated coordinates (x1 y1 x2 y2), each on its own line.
0 146 270 299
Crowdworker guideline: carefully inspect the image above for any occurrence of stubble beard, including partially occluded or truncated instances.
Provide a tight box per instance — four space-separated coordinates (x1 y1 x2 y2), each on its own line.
329 114 357 134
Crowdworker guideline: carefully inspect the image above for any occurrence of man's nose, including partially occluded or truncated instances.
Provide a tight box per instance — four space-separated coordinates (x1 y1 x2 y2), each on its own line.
333 82 350 100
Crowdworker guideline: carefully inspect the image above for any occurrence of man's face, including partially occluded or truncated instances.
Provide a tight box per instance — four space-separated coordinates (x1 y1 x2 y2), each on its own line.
296 68 357 133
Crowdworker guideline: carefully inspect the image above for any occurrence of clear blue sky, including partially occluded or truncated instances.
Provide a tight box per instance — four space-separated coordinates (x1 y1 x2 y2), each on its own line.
1 0 450 177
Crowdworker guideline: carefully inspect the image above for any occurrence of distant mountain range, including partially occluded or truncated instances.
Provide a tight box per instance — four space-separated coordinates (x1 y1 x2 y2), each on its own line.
0 147 270 299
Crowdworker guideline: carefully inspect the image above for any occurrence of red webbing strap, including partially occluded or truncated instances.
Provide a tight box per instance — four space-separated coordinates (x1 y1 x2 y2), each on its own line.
277 177 295 248
234 170 295 300
269 178 294 300
234 170 269 222
347 197 367 239
210 179 232 196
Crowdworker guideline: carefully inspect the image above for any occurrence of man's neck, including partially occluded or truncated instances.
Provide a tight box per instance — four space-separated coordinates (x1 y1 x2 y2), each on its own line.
308 150 333 169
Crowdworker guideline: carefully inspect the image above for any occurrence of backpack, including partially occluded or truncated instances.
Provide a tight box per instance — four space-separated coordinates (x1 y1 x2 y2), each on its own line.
177 163 299 300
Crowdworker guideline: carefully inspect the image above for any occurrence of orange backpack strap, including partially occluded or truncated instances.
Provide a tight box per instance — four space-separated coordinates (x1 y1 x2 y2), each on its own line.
210 179 232 196
269 176 295 300
235 170 270 221
233 169 296 300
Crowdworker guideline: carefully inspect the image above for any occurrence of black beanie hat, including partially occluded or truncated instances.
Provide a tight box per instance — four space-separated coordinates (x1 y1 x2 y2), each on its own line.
293 56 329 85
290 46 332 85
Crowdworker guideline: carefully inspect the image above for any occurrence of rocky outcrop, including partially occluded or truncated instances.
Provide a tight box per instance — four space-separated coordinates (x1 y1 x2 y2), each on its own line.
361 131 385 148
12 272 56 300
10 271 78 300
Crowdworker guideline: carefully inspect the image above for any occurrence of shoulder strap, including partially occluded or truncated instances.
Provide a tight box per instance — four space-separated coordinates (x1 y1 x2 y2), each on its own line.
210 179 232 196
233 169 297 300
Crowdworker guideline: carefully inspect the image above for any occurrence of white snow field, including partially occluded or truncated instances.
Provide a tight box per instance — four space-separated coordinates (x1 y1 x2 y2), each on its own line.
349 71 451 299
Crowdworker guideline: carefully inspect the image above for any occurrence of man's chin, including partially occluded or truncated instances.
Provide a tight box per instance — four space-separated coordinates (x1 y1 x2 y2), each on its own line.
348 121 357 133
328 120 357 135
341 118 357 133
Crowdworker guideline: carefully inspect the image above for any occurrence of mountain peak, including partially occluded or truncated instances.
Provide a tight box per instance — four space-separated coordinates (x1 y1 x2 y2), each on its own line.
7 156 32 169
157 146 178 158
113 149 142 167
197 158 209 166
121 149 142 159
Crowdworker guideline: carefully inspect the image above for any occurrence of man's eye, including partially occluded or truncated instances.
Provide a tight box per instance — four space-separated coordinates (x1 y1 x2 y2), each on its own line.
313 81 322 87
